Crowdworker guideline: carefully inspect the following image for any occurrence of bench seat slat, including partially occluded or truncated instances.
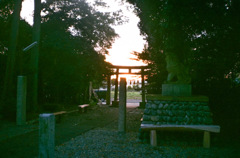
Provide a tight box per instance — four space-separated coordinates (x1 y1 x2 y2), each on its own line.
53 111 66 115
53 111 66 123
78 104 90 113
141 124 220 133
78 104 89 108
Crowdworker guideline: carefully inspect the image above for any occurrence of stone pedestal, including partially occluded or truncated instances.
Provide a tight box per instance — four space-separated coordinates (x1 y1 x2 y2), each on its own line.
118 78 126 133
162 84 192 97
139 82 218 147
142 95 212 125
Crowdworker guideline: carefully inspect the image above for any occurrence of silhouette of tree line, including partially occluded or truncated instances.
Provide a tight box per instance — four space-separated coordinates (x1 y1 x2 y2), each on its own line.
0 0 124 119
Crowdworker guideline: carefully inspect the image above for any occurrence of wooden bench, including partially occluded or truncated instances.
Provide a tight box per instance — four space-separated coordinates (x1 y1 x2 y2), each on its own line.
141 124 220 148
78 104 90 113
53 111 66 123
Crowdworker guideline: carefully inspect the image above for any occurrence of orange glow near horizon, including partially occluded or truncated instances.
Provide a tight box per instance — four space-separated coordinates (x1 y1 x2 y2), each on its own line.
110 68 146 83
105 34 147 82
104 6 147 82
104 26 147 67
105 33 147 82
111 74 142 83
103 0 147 72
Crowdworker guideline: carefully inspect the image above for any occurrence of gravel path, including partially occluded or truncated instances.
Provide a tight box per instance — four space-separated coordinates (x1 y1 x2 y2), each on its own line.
1 104 240 158
55 106 240 158
0 105 120 158
55 129 239 158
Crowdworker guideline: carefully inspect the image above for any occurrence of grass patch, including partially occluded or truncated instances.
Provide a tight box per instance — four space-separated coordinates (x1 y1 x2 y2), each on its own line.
111 91 142 100
127 91 142 100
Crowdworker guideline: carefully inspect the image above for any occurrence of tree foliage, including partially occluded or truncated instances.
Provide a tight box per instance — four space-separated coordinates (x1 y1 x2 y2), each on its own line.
0 0 33 117
127 0 240 132
128 0 240 94
0 0 122 118
36 0 120 105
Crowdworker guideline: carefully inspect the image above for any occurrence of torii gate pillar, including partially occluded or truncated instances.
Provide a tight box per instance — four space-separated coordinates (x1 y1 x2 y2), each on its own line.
140 68 146 108
106 75 111 105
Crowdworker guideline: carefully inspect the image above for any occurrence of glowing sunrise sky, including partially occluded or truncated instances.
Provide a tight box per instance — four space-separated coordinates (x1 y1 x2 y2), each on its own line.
95 0 146 66
21 0 146 67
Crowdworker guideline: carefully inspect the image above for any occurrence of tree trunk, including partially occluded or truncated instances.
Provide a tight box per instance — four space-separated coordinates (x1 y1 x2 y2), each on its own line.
1 0 23 114
28 0 41 112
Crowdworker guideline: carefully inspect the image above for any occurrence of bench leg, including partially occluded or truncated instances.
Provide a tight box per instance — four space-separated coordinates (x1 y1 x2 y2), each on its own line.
150 130 157 146
55 115 60 123
203 131 210 148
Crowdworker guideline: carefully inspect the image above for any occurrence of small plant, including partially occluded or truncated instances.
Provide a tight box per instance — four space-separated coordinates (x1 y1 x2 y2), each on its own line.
89 100 98 106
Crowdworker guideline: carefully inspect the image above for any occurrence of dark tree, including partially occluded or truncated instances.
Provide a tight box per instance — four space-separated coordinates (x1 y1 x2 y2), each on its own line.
28 0 41 111
127 0 240 139
0 0 123 118
0 0 23 117
127 0 240 94
35 0 122 107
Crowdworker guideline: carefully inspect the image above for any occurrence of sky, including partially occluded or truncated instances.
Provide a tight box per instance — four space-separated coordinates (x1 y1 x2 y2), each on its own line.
93 0 146 66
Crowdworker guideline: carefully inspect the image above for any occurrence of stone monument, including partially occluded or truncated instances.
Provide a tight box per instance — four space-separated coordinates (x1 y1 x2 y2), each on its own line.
139 51 217 145
141 52 214 125
163 53 191 96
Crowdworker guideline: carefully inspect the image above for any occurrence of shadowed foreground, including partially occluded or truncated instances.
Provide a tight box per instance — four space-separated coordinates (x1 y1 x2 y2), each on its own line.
0 104 239 158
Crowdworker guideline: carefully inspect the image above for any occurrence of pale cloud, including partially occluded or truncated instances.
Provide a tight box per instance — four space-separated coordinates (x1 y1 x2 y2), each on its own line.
21 0 34 25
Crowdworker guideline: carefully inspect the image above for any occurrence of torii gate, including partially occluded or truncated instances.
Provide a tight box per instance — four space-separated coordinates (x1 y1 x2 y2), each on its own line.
106 65 149 108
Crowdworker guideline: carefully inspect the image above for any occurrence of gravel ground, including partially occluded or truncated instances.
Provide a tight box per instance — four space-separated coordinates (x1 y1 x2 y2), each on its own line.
55 107 240 158
55 129 239 158
1 104 239 158
0 105 121 158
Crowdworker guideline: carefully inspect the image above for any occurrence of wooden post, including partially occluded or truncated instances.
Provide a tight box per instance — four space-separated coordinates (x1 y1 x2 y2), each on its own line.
113 68 119 106
106 75 111 105
39 114 55 158
203 131 210 148
118 78 126 133
150 130 157 146
89 81 92 101
16 76 27 125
